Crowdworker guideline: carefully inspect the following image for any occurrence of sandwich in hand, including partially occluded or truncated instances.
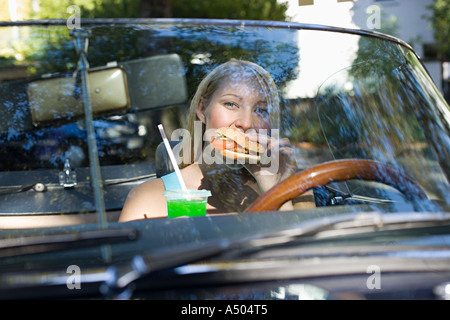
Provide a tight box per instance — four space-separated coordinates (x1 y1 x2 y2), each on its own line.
211 127 266 163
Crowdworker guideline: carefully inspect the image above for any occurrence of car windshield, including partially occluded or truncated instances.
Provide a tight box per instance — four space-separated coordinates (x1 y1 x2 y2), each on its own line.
0 19 449 229
1 19 450 300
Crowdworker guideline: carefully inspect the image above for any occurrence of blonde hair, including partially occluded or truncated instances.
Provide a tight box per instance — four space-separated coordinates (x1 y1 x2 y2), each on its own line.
184 59 280 165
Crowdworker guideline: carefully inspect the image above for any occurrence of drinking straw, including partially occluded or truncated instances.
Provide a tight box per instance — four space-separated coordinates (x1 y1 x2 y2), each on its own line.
158 124 187 190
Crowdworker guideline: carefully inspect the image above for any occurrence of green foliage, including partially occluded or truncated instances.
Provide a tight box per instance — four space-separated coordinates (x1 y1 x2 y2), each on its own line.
5 0 290 75
30 0 140 19
83 0 141 18
170 0 288 21
427 0 450 59
30 0 288 21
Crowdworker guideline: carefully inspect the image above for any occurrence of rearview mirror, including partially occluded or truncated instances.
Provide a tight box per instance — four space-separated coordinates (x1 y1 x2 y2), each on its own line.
28 67 130 125
0 53 187 132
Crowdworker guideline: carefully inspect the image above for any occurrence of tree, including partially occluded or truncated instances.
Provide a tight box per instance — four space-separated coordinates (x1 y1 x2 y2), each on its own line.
168 0 288 21
28 0 140 19
427 0 450 60
28 0 288 21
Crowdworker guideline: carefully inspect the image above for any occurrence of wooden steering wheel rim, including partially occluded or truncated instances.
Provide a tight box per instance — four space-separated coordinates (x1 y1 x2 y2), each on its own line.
245 159 427 212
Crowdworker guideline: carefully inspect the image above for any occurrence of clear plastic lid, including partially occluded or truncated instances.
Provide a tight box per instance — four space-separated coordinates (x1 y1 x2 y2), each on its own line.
163 189 212 200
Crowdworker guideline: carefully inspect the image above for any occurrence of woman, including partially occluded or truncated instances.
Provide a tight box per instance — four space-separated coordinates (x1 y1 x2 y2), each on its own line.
119 59 298 222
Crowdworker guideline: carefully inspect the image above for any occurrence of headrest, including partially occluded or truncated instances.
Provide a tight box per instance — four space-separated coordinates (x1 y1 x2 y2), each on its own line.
155 140 182 178
121 54 187 112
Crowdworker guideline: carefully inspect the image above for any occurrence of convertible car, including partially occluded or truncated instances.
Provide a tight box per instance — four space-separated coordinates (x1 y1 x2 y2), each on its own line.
0 18 449 301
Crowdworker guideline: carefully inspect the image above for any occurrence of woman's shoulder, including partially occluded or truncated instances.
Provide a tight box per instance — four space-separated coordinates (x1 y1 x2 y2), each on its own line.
135 177 165 194
119 178 166 221
180 163 203 189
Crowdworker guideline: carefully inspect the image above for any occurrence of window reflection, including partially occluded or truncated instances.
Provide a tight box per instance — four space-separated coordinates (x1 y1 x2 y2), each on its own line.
0 23 448 221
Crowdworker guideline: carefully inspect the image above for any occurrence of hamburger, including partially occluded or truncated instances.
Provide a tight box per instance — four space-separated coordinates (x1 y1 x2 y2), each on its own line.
211 127 265 162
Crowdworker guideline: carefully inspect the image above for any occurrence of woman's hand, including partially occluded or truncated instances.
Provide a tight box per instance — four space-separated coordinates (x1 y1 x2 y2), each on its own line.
244 131 297 193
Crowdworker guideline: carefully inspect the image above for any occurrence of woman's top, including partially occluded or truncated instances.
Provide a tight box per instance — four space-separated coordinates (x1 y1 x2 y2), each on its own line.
160 166 261 213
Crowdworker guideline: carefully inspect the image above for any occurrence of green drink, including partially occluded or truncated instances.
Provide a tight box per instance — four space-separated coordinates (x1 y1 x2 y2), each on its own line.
167 199 207 218
163 189 211 218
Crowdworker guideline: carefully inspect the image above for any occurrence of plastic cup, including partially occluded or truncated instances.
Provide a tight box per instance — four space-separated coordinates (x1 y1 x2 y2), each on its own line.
163 189 212 218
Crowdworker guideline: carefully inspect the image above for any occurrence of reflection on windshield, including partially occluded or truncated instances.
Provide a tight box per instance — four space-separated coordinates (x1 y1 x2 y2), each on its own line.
0 22 449 225
284 29 359 99
315 48 449 202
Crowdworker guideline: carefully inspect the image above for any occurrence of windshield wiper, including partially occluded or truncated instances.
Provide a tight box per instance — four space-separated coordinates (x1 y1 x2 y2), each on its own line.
0 227 138 258
0 184 38 195
2 212 449 298
101 239 231 297
0 238 233 299
97 211 450 297
104 173 156 186
245 211 450 249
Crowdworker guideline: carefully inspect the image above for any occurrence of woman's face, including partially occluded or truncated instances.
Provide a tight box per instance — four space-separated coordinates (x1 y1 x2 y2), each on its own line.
197 75 271 133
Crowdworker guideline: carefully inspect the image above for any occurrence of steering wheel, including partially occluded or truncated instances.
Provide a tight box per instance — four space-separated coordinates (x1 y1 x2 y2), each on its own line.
244 159 428 212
